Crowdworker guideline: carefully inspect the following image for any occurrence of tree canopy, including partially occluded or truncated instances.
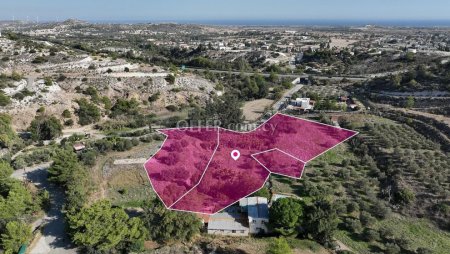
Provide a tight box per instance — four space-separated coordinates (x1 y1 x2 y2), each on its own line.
269 198 304 236
304 199 339 246
67 200 148 251
0 114 18 148
0 221 32 254
75 98 101 125
28 115 62 141
141 200 202 243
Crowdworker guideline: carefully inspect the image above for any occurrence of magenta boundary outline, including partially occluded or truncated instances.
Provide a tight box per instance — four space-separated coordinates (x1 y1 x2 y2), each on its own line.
143 126 220 209
251 148 307 180
143 112 359 214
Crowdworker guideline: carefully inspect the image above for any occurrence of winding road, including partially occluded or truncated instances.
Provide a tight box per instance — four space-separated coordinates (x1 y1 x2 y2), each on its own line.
12 164 77 254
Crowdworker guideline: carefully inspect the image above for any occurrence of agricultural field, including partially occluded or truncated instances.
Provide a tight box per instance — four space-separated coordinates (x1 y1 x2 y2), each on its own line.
270 114 450 254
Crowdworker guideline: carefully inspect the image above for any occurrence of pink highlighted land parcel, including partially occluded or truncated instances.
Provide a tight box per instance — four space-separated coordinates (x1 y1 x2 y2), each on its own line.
144 113 358 214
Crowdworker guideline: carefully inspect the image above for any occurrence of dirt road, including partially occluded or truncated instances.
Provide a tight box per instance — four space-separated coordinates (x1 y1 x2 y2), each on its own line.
12 163 77 254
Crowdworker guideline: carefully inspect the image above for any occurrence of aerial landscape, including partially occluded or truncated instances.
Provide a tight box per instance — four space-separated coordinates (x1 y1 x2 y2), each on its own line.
0 1 449 254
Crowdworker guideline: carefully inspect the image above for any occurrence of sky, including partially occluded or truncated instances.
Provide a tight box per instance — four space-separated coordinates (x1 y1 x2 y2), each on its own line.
0 0 449 23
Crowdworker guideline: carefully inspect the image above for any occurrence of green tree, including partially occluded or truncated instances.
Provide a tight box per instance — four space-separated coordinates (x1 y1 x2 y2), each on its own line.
1 221 32 254
266 237 292 254
141 200 202 243
0 114 18 148
304 199 339 246
28 115 63 141
0 180 34 220
110 98 139 118
204 93 244 129
269 198 303 236
75 98 101 125
67 200 148 251
0 160 14 181
47 149 81 185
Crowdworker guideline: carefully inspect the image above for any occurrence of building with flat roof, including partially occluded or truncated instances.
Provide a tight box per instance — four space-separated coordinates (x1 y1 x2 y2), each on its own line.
207 206 249 236
240 197 270 234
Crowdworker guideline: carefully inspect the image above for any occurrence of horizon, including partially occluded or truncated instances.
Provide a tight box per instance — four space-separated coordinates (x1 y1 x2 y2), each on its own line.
2 18 450 28
1 0 450 25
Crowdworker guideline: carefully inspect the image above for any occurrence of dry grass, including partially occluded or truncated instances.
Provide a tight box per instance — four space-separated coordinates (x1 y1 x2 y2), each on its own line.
242 98 274 121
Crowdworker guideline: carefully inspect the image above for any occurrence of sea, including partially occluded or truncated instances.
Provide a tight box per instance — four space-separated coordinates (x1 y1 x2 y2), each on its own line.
88 19 450 28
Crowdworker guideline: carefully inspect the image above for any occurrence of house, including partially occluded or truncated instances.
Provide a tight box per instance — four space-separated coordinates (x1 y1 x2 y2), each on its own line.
207 206 249 236
205 196 270 236
239 197 270 234
288 98 315 112
73 143 86 153
407 48 417 54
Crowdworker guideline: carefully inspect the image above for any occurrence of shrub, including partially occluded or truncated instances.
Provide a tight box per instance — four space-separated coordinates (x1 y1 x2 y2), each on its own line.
361 228 380 242
62 109 72 118
0 93 11 106
64 119 74 126
343 218 362 234
165 105 178 112
384 243 401 254
165 74 175 84
148 92 160 103
266 237 292 254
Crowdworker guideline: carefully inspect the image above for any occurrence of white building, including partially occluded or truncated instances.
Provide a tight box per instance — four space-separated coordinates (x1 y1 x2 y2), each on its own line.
407 48 418 54
207 206 249 236
291 98 314 111
239 197 270 234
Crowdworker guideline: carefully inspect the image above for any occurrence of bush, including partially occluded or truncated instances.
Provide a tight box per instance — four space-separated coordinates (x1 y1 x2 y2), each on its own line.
44 77 53 86
343 218 362 234
165 74 176 84
36 106 45 113
80 150 98 166
359 211 376 227
64 119 74 126
384 243 401 254
62 109 72 118
395 187 415 205
0 93 11 106
266 237 292 254
361 228 380 242
165 105 178 112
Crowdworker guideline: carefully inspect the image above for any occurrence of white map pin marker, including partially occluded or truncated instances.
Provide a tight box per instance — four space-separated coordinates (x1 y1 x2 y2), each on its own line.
231 150 240 161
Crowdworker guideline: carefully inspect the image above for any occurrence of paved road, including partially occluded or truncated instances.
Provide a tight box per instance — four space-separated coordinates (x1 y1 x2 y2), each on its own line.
186 67 368 82
272 84 304 111
12 164 77 254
